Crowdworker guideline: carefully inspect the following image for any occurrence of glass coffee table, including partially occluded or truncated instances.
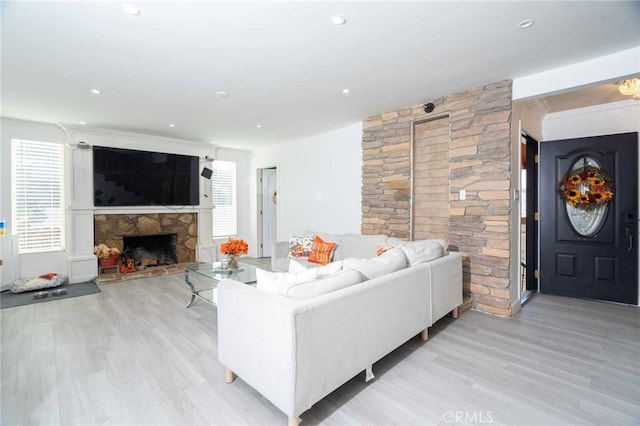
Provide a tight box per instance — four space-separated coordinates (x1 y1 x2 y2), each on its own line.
184 262 258 308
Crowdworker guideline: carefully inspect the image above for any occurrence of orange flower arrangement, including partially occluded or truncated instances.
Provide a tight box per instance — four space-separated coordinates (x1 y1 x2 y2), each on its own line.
220 237 249 256
558 165 614 210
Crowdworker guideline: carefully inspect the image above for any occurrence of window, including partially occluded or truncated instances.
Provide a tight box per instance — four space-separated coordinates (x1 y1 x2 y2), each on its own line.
11 139 65 253
211 160 237 237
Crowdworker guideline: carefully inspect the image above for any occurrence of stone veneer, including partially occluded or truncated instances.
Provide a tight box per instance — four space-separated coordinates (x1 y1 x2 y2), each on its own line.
362 80 513 317
94 213 198 264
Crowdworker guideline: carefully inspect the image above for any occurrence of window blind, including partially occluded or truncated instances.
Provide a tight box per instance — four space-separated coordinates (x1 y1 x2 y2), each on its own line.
211 160 237 237
11 139 65 253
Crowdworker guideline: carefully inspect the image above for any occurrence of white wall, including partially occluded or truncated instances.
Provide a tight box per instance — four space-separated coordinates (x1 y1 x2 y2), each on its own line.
247 123 362 256
513 47 640 101
542 100 640 141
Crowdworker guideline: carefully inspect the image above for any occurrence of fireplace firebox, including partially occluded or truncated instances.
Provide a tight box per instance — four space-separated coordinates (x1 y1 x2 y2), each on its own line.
122 234 178 267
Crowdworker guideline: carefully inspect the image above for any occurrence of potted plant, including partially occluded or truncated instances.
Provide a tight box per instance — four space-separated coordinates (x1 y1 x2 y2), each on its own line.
94 243 121 267
220 237 248 269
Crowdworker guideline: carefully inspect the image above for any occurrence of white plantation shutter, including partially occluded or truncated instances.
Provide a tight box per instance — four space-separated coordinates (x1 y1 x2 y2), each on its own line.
211 160 237 237
11 139 65 253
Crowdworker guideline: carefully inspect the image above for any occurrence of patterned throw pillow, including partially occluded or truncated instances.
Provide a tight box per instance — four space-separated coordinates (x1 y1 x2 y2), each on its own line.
288 234 314 259
308 235 337 265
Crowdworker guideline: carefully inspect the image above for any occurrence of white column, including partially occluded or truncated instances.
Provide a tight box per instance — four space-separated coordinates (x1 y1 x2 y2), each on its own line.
67 145 98 283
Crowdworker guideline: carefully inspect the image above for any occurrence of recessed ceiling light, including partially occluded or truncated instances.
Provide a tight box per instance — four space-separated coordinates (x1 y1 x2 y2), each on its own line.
331 15 347 25
79 121 86 125
518 19 535 29
342 88 350 95
216 91 230 98
256 124 262 128
122 3 140 16
90 89 102 95
169 124 176 128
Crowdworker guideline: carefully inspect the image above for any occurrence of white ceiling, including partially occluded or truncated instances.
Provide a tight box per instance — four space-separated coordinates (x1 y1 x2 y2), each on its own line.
2 1 639 150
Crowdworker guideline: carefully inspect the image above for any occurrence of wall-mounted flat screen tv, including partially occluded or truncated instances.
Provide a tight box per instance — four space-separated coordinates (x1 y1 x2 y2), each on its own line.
93 146 199 206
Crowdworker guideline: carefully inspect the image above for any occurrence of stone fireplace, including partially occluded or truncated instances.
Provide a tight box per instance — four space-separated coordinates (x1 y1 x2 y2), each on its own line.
94 213 198 264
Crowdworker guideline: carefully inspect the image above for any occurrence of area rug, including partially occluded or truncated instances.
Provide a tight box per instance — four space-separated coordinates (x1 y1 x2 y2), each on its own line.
0 281 101 309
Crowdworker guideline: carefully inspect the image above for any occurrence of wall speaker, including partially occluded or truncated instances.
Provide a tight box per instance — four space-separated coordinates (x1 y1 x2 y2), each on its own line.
201 167 213 179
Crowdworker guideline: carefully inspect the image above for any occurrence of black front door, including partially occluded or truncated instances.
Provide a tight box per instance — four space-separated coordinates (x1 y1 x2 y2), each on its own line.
539 132 638 304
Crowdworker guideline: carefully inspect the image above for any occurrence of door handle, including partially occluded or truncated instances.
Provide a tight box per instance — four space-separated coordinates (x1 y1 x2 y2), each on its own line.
626 227 633 254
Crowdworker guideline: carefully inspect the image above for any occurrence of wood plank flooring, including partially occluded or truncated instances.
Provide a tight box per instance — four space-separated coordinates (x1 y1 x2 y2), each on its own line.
2 272 638 425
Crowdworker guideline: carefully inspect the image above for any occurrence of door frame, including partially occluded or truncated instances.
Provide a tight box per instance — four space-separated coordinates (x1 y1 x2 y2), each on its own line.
523 133 539 297
256 166 277 258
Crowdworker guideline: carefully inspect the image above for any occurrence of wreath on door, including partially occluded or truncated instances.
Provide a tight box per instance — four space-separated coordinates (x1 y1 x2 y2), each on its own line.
557 164 615 210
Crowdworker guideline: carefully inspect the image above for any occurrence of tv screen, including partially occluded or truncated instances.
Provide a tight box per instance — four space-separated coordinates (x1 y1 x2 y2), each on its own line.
93 147 199 206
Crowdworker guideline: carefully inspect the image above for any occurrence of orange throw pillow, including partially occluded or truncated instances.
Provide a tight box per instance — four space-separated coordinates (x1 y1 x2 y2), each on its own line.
308 235 336 265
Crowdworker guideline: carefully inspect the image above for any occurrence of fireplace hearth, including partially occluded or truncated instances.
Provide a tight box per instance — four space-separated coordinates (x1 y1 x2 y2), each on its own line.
123 234 178 266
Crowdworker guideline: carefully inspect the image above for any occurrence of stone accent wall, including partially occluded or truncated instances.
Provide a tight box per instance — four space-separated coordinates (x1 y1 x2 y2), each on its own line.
362 80 513 317
94 213 198 264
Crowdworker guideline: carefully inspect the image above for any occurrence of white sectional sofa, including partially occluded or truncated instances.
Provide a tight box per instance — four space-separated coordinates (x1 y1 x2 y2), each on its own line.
217 232 462 425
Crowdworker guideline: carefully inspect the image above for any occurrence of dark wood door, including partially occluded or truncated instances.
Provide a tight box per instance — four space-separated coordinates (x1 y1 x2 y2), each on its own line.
539 132 638 304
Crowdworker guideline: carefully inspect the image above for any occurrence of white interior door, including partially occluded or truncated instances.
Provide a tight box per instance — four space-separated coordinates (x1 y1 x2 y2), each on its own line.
261 168 277 257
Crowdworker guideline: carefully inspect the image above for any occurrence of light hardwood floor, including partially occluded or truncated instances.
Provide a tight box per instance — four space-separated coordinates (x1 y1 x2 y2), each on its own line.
1 272 639 425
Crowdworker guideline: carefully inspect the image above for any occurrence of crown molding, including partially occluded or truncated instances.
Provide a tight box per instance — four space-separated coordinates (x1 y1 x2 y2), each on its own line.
57 123 219 154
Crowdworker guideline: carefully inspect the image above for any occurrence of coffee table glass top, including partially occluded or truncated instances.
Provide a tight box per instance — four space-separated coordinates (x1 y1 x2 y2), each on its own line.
185 262 257 284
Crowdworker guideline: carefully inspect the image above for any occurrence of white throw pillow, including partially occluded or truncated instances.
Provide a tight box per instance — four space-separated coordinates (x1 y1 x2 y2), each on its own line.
285 269 362 300
342 248 407 280
256 268 319 296
400 240 445 266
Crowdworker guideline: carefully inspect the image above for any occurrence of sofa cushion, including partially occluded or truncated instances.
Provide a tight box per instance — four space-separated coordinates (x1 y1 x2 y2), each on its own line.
288 234 314 259
376 241 400 256
333 233 388 260
308 231 342 245
274 256 292 272
342 248 407 280
308 235 337 265
400 240 445 266
284 269 362 300
256 268 319 295
289 258 343 276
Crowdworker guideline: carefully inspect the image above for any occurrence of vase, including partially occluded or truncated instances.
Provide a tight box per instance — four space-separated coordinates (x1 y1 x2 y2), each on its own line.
99 255 117 267
227 254 239 270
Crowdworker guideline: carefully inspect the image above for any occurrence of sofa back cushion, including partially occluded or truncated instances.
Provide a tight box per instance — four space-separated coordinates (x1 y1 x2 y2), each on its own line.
342 248 407 280
285 269 362 300
333 233 388 261
400 240 445 266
